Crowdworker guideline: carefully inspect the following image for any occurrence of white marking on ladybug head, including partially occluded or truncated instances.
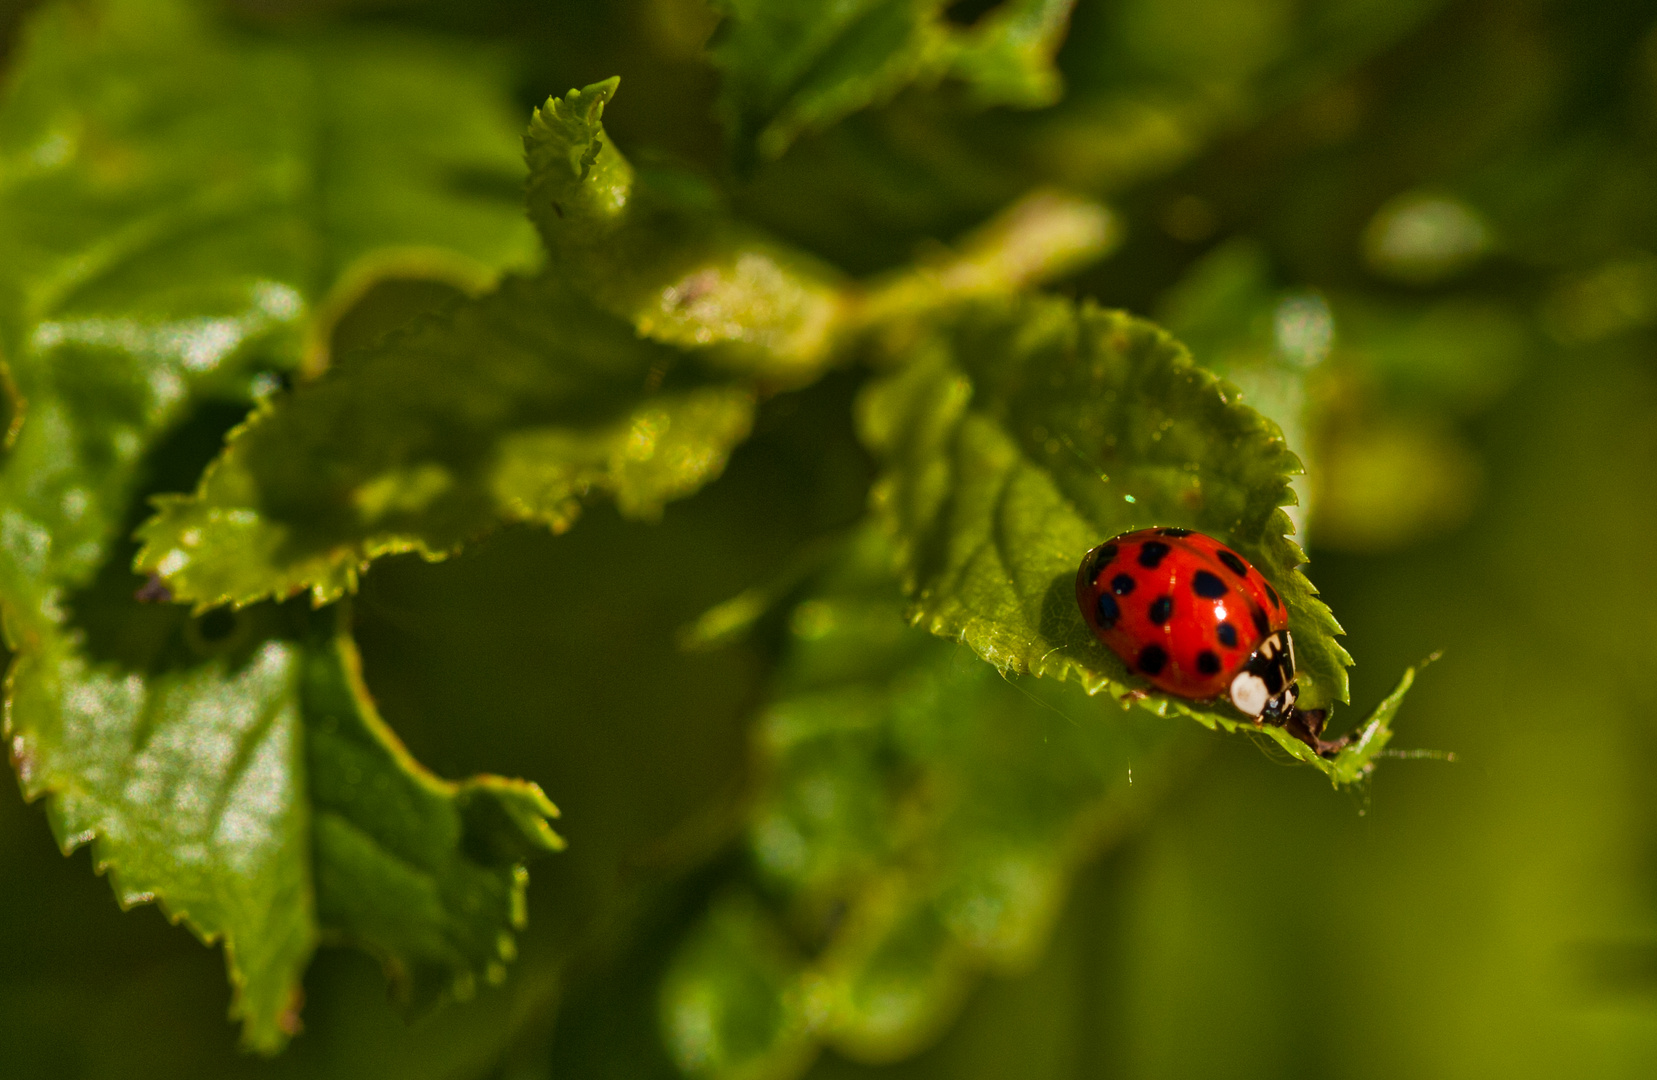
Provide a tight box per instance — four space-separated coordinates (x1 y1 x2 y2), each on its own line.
1230 671 1269 716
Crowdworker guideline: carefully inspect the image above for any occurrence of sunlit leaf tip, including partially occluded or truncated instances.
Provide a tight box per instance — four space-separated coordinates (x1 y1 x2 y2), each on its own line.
947 0 1078 109
524 76 631 244
1164 650 1428 787
454 775 567 865
522 76 847 379
1316 651 1441 786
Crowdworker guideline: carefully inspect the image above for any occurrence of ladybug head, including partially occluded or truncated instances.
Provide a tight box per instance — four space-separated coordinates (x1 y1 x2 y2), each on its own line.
1228 629 1297 720
1226 629 1350 759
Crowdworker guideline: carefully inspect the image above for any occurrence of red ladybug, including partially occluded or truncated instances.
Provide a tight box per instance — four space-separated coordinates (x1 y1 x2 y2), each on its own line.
1076 528 1342 755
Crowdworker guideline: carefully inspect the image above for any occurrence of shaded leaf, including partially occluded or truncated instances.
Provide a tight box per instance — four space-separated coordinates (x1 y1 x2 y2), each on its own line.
661 527 1183 1078
525 79 846 381
303 607 564 1010
710 0 1078 162
855 294 1417 781
135 275 757 608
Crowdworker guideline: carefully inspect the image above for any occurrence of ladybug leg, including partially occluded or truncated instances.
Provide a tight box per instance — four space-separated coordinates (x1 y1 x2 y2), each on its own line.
1282 706 1320 749
1119 688 1150 706
1283 707 1354 758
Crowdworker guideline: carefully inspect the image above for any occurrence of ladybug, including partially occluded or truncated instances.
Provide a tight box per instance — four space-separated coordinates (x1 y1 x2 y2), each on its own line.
1076 527 1344 756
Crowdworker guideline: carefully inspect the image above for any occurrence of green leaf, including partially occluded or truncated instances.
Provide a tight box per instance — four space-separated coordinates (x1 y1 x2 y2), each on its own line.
134 274 757 608
524 79 846 381
709 0 1078 162
1317 656 1434 787
7 600 316 1052
0 0 560 1049
856 294 1414 782
662 527 1182 1077
9 586 561 1052
0 0 539 372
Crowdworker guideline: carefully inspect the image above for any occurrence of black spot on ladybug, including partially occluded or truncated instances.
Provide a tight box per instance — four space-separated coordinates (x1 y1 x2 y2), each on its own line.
1090 544 1118 579
1137 644 1167 675
1157 527 1193 537
1149 596 1173 624
1138 541 1170 568
1217 621 1238 648
1096 593 1119 626
1217 550 1248 577
1265 581 1281 609
1197 650 1221 675
1192 570 1227 598
1111 573 1136 596
1252 607 1269 637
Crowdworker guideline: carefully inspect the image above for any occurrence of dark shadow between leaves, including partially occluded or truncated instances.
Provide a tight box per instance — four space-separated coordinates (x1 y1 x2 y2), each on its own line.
67 397 311 676
943 0 1009 26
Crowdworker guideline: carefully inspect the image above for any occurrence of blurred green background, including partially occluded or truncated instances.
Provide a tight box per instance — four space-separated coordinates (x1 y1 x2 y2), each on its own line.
3 0 1657 1076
